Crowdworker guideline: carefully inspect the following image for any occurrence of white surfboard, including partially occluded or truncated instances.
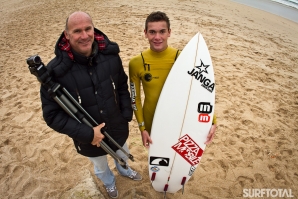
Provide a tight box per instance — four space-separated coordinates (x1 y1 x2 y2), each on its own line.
148 32 215 193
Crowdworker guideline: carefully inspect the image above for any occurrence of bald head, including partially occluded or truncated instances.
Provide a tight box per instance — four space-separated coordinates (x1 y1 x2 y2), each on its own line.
63 11 95 57
65 11 93 31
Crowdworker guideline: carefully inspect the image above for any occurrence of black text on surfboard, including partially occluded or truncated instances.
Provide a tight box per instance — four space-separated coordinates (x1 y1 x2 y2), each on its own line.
198 102 213 123
187 59 214 93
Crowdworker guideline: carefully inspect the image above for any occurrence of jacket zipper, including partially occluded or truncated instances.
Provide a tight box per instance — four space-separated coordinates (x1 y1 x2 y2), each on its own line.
78 143 81 151
76 89 82 104
110 76 117 104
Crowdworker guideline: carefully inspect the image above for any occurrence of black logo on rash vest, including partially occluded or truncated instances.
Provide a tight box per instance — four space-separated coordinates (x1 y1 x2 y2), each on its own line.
187 59 214 93
144 73 159 82
144 73 152 82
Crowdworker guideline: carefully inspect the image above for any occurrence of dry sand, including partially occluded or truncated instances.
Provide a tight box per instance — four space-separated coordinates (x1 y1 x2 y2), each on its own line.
0 0 297 198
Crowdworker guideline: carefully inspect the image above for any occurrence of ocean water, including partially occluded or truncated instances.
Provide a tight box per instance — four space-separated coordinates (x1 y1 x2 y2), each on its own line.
231 0 298 23
272 0 298 9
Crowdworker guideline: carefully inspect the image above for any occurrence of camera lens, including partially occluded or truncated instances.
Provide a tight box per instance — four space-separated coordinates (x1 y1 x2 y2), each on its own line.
33 56 41 64
27 55 41 66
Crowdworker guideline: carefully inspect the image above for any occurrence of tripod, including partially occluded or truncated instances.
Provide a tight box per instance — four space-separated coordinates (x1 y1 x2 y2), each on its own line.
27 55 134 168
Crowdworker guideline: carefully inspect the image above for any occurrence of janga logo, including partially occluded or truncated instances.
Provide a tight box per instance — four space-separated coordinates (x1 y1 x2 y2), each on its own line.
187 59 214 93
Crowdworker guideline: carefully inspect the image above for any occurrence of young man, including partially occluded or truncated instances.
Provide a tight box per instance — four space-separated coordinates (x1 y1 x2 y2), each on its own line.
40 11 141 198
129 11 217 148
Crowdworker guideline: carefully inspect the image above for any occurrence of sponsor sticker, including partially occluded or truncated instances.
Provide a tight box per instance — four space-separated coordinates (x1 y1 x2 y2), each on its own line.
189 166 196 176
198 113 210 123
150 166 160 172
187 59 214 93
149 157 170 166
172 134 203 166
198 102 213 113
198 102 213 123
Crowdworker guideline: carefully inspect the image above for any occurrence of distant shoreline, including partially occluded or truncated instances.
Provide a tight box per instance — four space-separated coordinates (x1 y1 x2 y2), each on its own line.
231 0 298 23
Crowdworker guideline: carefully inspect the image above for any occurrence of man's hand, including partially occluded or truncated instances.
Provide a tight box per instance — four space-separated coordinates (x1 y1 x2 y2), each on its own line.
204 124 217 145
141 130 152 148
91 123 105 147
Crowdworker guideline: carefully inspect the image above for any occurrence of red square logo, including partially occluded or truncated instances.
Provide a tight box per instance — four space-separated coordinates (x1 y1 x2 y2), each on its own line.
198 113 210 122
172 134 204 166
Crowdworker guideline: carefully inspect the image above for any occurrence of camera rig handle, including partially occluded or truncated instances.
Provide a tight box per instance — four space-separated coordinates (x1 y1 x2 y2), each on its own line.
27 55 134 168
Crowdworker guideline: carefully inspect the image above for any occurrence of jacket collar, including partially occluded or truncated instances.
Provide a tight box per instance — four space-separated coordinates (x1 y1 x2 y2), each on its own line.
72 41 98 66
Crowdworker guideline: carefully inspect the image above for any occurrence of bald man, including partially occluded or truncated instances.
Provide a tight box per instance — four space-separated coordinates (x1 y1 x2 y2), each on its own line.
40 11 141 198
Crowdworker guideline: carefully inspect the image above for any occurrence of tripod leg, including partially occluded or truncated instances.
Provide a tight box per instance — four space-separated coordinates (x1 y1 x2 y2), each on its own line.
101 142 128 169
52 93 128 168
61 87 134 161
52 95 82 123
102 131 134 161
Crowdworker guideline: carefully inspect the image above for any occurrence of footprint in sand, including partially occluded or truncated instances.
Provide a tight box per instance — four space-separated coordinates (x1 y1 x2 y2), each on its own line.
40 149 56 168
250 104 265 118
254 173 265 183
239 147 244 153
235 128 249 135
241 119 255 128
280 149 293 156
22 177 39 196
237 176 254 187
10 147 22 161
251 148 260 156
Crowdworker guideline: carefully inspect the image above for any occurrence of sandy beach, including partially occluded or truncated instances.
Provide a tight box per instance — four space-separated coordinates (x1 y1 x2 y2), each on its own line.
0 0 297 198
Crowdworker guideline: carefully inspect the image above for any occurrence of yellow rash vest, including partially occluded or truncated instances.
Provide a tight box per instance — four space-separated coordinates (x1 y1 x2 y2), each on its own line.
129 46 217 133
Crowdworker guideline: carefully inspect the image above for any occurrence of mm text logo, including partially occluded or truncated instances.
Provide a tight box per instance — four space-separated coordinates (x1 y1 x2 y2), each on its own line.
198 102 213 123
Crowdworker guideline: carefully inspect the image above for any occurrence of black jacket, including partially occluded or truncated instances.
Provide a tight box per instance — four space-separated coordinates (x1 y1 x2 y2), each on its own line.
40 28 132 157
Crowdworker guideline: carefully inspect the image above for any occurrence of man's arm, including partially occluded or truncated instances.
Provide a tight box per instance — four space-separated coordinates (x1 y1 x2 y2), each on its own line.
129 57 146 131
40 85 94 144
129 57 152 148
204 115 217 144
115 56 133 121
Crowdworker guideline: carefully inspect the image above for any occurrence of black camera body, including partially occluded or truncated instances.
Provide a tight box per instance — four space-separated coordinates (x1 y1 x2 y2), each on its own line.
27 55 52 86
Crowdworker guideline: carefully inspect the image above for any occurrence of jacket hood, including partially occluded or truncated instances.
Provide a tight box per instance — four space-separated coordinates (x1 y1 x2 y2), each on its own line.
55 28 119 57
47 28 120 77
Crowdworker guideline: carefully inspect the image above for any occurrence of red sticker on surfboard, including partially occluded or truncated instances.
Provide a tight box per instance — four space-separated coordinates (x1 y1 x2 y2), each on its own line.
171 134 203 166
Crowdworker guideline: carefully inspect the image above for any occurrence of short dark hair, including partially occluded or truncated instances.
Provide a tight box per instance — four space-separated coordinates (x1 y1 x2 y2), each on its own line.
145 11 170 31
